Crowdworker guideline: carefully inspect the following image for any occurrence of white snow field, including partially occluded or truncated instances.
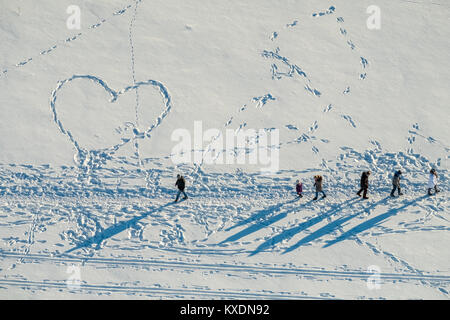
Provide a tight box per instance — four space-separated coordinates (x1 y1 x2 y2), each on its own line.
0 0 449 299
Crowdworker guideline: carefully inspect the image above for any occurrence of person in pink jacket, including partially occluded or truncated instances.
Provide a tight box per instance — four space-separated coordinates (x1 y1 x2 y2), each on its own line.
296 180 303 198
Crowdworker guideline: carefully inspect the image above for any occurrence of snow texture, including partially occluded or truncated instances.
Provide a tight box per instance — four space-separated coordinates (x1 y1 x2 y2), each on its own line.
0 0 449 299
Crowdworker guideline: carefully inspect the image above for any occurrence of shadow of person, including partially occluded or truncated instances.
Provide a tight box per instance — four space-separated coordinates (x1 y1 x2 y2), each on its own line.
219 198 303 245
282 196 392 254
249 198 360 256
323 195 429 248
63 201 175 255
224 198 298 233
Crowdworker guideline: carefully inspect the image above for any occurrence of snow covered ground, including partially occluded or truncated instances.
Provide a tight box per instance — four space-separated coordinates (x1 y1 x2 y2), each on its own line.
0 0 449 299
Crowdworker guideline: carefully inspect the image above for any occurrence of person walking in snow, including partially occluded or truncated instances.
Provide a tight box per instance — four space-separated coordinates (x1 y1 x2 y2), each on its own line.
390 170 403 197
174 174 188 202
313 175 326 200
428 169 439 196
357 171 370 199
296 180 303 198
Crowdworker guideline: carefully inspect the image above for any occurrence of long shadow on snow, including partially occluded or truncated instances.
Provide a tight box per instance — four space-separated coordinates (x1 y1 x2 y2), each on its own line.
249 198 360 256
64 201 176 254
220 198 301 245
323 195 428 248
224 198 298 232
283 197 391 254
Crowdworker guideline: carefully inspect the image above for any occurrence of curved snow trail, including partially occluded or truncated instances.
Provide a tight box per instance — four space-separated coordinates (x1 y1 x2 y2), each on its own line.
0 278 330 300
50 74 173 170
1 251 449 284
128 0 143 166
129 0 141 127
263 6 370 136
0 0 142 77
0 0 142 80
261 49 321 97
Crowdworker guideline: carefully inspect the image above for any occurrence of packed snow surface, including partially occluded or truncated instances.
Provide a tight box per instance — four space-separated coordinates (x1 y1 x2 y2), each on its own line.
0 0 449 299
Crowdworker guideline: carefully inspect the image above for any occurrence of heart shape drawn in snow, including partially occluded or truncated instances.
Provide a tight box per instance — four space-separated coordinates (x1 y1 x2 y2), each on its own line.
50 75 172 168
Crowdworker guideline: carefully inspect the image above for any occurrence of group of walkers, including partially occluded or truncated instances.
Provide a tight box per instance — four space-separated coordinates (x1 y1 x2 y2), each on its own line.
296 175 327 200
295 169 440 200
174 169 440 202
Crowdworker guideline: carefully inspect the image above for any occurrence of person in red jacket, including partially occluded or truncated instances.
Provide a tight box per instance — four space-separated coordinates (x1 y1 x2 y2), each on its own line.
296 180 303 198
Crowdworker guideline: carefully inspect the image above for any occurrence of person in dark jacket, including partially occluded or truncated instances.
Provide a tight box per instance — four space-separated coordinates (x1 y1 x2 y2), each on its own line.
313 175 326 200
357 171 370 199
390 170 403 197
174 174 188 202
295 180 303 198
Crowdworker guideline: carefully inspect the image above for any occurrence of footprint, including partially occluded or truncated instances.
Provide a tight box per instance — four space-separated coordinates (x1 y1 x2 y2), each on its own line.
252 94 276 108
270 32 278 41
312 6 336 17
16 58 32 67
341 115 357 128
323 104 332 113
309 121 319 133
347 40 355 50
285 125 298 131
305 85 321 97
286 20 298 28
361 57 369 68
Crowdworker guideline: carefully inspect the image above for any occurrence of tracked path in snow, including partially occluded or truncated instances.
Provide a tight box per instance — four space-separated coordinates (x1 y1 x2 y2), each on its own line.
0 155 448 299
0 278 332 300
0 0 141 79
